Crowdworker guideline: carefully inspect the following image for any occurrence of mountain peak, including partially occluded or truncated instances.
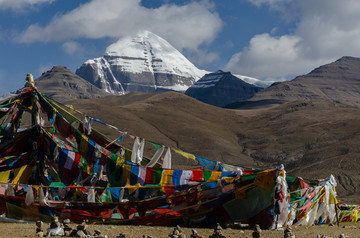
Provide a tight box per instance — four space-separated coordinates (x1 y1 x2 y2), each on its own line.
35 66 109 102
336 56 360 63
76 31 208 94
185 70 262 107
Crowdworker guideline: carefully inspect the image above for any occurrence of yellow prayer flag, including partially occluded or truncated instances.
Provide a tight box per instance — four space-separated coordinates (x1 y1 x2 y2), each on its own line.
13 165 33 185
254 169 277 191
122 164 131 185
125 183 141 195
160 170 174 185
172 148 196 160
208 171 221 182
79 134 89 154
0 171 10 183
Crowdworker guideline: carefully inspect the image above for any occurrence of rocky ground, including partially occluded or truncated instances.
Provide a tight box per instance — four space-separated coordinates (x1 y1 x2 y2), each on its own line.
2 222 360 238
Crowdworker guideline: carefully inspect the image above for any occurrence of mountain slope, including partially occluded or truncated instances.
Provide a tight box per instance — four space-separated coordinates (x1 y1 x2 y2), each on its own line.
185 70 263 107
76 31 208 94
35 66 109 102
237 56 360 108
68 92 360 203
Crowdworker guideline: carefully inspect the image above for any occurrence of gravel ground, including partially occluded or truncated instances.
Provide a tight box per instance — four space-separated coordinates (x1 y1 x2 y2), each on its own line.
1 222 360 238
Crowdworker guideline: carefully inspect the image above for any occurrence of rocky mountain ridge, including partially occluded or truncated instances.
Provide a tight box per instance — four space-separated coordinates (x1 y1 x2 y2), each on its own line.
238 56 360 108
185 70 263 107
35 66 109 102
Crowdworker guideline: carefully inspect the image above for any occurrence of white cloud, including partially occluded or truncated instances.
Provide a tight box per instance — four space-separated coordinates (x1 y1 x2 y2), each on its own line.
16 0 222 54
227 0 360 80
37 64 53 76
0 0 54 11
62 41 82 55
248 0 291 7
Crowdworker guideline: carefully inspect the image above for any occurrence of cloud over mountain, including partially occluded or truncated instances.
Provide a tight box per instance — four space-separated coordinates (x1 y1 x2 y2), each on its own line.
16 0 222 56
226 0 360 81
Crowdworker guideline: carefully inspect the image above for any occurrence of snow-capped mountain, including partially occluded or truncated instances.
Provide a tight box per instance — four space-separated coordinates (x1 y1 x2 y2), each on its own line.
76 31 208 94
185 70 263 107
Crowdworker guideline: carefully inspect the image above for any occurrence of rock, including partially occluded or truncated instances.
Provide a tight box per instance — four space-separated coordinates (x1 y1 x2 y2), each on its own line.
338 234 345 238
64 230 72 237
252 224 261 238
69 229 78 237
317 235 331 238
84 229 91 236
49 221 60 229
226 222 249 229
63 218 71 224
190 229 203 238
46 227 64 237
116 233 126 238
36 220 43 230
209 223 226 238
284 226 295 238
76 230 87 237
36 231 44 237
169 225 186 238
77 222 87 231
342 225 356 229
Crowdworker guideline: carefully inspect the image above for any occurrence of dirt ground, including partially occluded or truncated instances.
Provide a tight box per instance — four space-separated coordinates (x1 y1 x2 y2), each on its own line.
2 222 360 238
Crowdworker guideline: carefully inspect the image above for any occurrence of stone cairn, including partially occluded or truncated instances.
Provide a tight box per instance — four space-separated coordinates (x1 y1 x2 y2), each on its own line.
46 216 64 237
190 229 203 238
36 220 44 237
168 225 186 238
36 217 108 238
284 226 295 238
209 223 226 238
62 219 72 236
252 224 261 238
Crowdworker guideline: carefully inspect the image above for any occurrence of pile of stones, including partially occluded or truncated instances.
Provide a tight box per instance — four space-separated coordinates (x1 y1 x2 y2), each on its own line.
35 216 108 237
252 224 261 238
168 225 186 238
209 223 226 238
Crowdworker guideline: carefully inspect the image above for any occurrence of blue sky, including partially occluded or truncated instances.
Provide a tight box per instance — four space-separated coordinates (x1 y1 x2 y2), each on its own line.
1 0 360 95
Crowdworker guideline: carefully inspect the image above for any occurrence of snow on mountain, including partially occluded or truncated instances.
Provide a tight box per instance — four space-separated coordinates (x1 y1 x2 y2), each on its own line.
76 31 208 94
233 74 270 88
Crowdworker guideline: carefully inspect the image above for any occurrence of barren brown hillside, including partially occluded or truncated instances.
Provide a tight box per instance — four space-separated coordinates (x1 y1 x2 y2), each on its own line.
67 92 360 203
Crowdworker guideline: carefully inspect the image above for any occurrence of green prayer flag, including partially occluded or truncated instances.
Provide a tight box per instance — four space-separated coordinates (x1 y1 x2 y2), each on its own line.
149 141 163 150
49 182 65 188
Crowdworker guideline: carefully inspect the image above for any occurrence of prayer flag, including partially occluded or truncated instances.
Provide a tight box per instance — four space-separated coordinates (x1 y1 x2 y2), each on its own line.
59 149 81 170
172 148 196 160
180 170 192 185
